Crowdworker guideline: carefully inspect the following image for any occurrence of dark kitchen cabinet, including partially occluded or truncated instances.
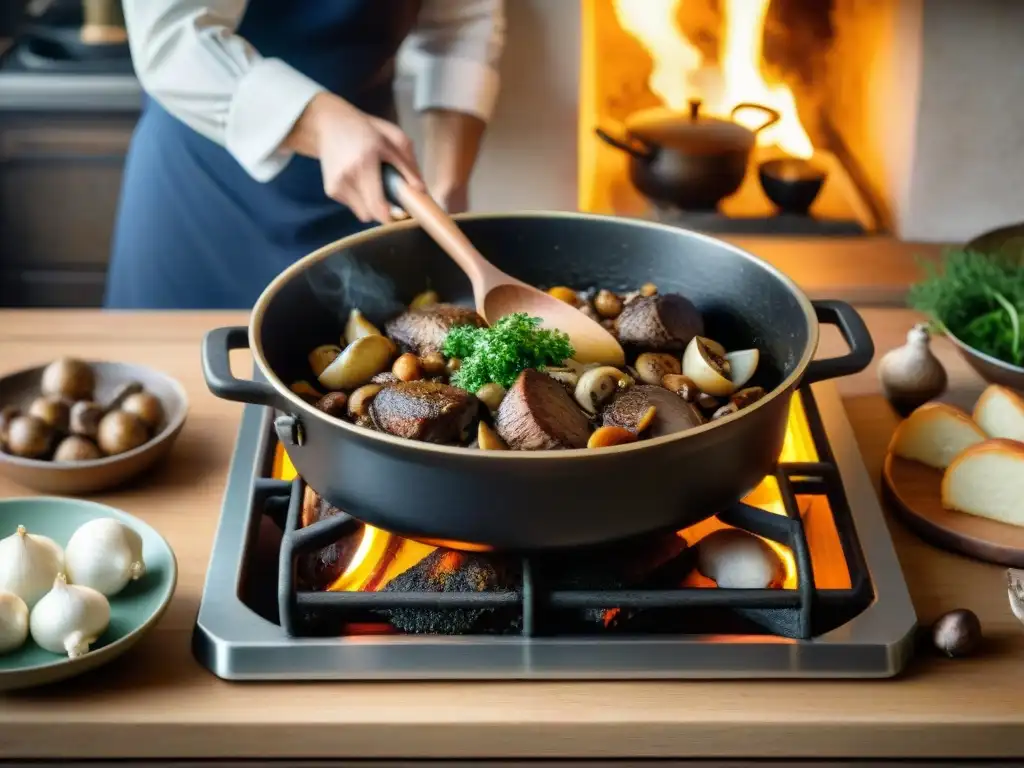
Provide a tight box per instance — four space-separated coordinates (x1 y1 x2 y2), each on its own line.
0 111 138 307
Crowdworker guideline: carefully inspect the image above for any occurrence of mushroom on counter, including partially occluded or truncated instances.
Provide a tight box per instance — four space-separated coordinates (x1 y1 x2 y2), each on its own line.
931 608 982 658
614 293 704 351
53 435 103 462
120 392 164 431
106 380 143 412
27 396 70 433
0 406 20 447
40 358 95 402
4 415 53 459
97 410 149 456
69 401 105 441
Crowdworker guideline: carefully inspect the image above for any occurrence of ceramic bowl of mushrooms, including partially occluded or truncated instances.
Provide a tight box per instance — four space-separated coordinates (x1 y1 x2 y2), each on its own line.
0 358 188 494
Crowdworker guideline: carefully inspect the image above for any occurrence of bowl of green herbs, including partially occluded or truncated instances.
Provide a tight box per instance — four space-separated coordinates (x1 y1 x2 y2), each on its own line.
909 226 1024 390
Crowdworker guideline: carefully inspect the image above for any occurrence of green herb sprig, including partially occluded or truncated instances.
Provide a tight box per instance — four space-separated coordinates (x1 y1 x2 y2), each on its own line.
443 313 575 392
908 248 1024 367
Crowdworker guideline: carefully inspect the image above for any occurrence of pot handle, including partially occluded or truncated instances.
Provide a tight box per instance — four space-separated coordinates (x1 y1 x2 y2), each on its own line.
803 301 875 384
594 127 655 160
201 326 280 407
730 103 781 134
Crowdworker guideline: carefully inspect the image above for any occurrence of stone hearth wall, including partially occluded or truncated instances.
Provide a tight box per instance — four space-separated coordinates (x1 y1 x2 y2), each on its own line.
825 0 1024 242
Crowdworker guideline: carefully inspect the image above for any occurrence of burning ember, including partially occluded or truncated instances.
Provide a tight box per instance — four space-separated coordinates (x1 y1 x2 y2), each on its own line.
612 0 814 159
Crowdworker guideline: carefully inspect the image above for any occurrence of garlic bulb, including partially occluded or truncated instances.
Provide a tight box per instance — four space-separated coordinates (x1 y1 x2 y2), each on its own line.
64 518 146 597
0 590 29 655
29 574 110 658
0 525 64 608
878 323 948 417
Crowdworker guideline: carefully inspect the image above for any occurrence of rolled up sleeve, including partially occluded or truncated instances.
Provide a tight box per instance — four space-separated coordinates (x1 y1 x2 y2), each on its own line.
402 0 506 122
122 0 325 182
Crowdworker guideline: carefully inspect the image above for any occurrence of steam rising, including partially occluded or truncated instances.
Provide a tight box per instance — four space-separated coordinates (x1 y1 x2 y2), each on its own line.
305 253 407 327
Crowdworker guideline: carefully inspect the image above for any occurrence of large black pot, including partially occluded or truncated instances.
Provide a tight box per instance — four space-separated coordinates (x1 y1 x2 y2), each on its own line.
202 213 872 551
596 100 780 210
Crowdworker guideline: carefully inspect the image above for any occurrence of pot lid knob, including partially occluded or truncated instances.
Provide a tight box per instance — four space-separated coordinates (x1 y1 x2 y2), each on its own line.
688 99 702 120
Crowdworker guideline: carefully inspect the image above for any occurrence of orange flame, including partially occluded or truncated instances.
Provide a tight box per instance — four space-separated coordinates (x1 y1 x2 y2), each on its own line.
612 0 814 159
277 394 827 594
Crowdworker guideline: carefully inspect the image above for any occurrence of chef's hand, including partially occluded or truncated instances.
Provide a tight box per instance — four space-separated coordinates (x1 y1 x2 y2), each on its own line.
287 92 426 224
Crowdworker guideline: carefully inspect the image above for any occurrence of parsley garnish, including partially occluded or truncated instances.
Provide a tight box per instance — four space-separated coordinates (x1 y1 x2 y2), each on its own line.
443 313 575 392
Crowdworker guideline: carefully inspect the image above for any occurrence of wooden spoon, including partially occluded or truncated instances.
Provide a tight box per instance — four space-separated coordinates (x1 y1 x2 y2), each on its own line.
381 165 625 366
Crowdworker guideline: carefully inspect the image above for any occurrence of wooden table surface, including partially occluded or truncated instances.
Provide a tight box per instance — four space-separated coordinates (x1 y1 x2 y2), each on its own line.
1 241 1023 762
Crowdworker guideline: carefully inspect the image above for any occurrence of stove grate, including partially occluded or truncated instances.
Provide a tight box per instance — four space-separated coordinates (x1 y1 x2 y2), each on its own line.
272 386 873 641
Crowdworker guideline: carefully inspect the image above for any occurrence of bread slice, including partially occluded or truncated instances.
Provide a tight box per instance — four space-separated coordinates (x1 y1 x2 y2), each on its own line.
973 384 1024 442
942 439 1024 527
888 402 986 470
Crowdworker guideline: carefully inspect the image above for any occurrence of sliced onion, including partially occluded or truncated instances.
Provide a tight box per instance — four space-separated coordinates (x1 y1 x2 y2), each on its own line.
318 335 396 391
682 337 760 397
343 309 382 346
725 349 760 391
682 337 733 396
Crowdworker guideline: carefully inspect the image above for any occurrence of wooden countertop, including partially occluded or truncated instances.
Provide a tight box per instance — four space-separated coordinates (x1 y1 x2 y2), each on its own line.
2 247 1023 761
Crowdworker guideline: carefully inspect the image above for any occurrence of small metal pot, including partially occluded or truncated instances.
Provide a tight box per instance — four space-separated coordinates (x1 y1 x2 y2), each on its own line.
596 100 781 210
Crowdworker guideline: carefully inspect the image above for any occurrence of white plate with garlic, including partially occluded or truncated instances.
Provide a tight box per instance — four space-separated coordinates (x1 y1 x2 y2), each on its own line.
0 496 176 691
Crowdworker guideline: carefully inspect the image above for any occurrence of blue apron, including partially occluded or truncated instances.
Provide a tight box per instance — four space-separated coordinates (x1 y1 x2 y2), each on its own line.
104 0 421 309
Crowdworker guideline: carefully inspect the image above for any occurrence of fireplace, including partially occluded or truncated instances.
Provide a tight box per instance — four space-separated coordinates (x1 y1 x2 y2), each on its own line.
579 0 879 234
577 0 1024 241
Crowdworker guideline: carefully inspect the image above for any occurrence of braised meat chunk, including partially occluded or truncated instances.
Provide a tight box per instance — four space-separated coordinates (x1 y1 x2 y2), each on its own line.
615 293 704 351
495 369 591 450
384 303 486 355
369 380 478 443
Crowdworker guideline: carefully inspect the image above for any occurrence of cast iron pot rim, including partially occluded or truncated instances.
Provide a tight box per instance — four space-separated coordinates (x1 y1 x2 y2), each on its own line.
625 106 757 153
249 211 819 460
0 361 190 470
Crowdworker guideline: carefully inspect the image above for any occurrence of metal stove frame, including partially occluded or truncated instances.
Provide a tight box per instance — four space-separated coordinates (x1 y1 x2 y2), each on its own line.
193 377 917 680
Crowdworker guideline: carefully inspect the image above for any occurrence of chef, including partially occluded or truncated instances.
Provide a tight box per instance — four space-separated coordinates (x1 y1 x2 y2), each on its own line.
104 0 505 310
